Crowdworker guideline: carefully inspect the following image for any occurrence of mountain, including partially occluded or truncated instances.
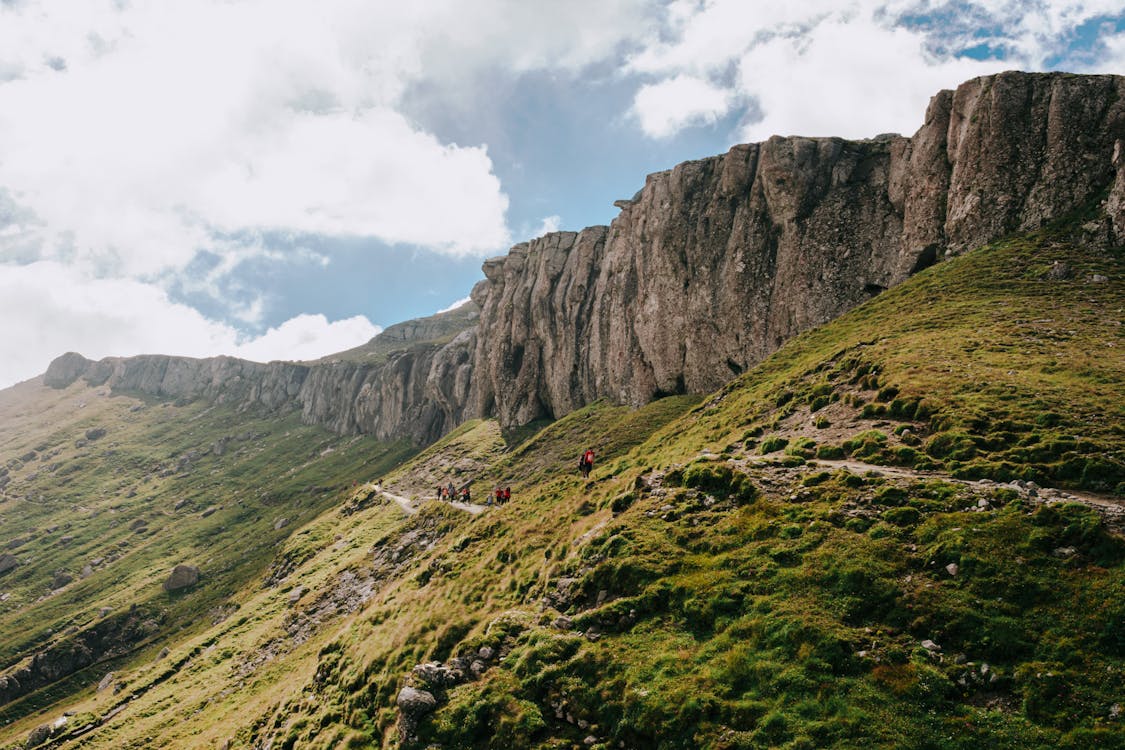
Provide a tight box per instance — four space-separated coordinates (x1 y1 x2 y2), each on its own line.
44 71 1125 447
0 70 1120 749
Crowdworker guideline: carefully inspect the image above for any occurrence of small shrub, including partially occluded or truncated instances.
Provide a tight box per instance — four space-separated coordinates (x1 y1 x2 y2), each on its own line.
786 437 817 459
681 462 759 505
875 386 900 403
759 435 789 454
883 507 920 526
842 431 888 460
816 445 845 460
815 416 831 429
861 403 888 418
610 492 635 514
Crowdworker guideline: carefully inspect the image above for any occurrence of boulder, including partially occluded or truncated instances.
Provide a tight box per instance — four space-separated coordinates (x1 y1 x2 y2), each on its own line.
24 723 53 748
163 564 200 592
396 686 437 745
0 553 19 575
85 427 107 441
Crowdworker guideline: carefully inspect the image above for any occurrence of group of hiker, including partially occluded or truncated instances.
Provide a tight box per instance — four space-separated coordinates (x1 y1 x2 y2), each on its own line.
437 481 472 504
435 482 512 506
430 447 595 509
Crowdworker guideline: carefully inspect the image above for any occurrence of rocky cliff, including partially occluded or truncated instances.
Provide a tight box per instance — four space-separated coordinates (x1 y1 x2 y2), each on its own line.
44 308 477 445
45 71 1125 440
470 71 1125 425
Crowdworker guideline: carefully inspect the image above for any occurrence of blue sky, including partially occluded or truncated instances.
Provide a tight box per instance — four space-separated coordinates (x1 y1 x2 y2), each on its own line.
0 0 1122 387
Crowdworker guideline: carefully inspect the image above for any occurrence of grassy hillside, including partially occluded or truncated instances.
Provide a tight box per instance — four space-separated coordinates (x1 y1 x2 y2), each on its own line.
0 222 1121 749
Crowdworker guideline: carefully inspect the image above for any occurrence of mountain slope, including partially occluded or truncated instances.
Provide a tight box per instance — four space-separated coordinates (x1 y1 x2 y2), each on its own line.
0 219 1117 748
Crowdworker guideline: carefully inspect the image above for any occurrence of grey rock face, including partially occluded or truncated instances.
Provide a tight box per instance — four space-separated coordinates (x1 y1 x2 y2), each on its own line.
471 71 1125 425
0 554 19 575
162 564 199 592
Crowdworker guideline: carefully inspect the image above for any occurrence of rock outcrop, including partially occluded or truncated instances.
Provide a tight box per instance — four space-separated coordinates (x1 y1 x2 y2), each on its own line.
471 71 1125 425
42 72 1125 439
163 564 199 592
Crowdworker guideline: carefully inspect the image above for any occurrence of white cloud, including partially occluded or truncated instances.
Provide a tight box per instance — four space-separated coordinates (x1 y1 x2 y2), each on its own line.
234 314 381 363
0 262 380 388
0 0 527 275
435 296 472 314
626 1 1125 141
534 215 562 237
633 75 732 138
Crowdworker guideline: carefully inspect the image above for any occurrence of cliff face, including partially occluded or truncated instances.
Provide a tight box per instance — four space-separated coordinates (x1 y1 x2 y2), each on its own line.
43 71 1125 441
44 322 477 445
471 71 1125 426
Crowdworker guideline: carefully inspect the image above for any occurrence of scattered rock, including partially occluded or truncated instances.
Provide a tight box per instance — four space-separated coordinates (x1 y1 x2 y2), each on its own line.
129 518 148 531
51 571 74 589
173 499 190 511
273 517 289 530
287 586 304 605
24 723 53 748
200 506 218 518
163 564 200 592
0 553 20 575
97 672 115 692
397 686 437 744
1053 546 1078 558
1045 261 1073 280
945 563 959 577
921 639 941 652
1091 274 1108 283
99 607 112 617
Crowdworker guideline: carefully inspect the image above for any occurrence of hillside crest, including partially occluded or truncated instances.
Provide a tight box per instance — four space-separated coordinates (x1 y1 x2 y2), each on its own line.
44 71 1125 443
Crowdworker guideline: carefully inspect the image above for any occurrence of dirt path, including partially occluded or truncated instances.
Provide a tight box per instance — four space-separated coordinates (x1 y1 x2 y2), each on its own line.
807 458 1124 510
376 486 487 516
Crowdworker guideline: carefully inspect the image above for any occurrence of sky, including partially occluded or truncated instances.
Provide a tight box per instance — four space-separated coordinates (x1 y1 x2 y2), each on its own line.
0 0 1122 388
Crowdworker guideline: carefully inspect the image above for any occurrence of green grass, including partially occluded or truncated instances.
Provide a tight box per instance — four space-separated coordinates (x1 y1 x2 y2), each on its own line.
0 223 1121 749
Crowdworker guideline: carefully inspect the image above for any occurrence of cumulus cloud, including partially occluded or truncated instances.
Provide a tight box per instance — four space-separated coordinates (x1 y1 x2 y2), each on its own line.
0 262 380 387
0 1 528 275
633 75 732 138
534 215 563 237
627 0 1125 141
435 296 472 314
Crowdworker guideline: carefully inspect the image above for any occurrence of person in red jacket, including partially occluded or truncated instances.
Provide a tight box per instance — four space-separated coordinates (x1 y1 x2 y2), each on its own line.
580 448 595 479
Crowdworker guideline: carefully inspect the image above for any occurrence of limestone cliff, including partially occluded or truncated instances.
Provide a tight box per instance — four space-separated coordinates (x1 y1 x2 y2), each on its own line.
44 307 477 445
471 71 1125 426
44 71 1125 441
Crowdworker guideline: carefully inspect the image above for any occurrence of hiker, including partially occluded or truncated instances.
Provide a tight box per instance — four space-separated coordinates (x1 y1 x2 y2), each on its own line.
437 486 442 501
580 448 595 479
446 481 456 499
503 487 511 503
494 487 503 505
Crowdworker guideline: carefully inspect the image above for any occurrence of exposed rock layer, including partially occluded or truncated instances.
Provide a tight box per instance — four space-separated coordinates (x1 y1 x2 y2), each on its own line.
471 71 1125 425
44 72 1125 439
